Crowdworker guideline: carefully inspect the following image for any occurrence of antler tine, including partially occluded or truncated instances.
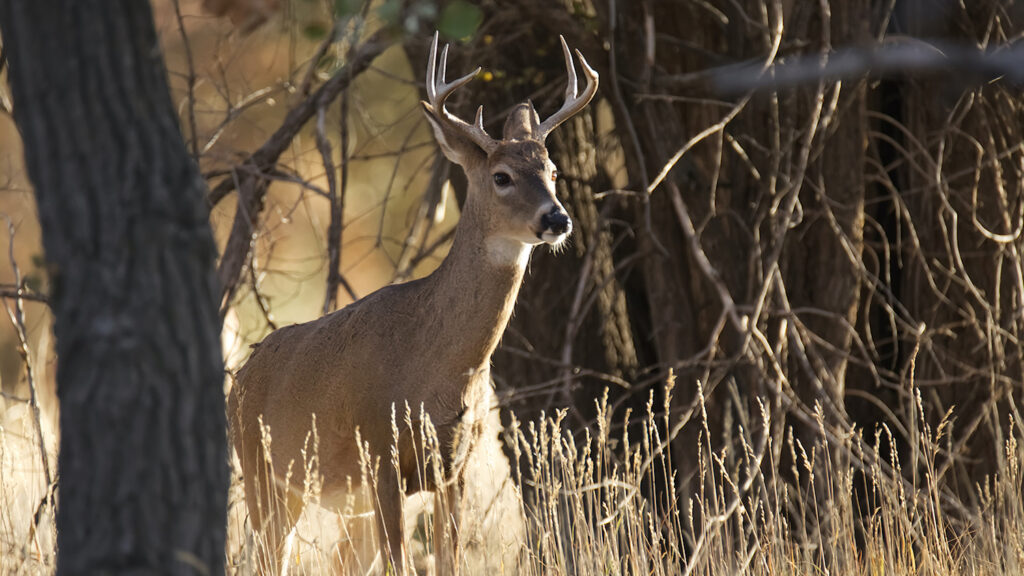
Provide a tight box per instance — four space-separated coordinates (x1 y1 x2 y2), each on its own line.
424 32 497 153
536 36 599 140
426 31 439 103
474 106 485 130
426 33 476 108
560 36 578 101
438 44 449 88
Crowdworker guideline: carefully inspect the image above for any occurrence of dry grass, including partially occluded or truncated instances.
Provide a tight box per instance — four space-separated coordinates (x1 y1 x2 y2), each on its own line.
0 402 55 575
3 372 1023 575
2 2 1022 575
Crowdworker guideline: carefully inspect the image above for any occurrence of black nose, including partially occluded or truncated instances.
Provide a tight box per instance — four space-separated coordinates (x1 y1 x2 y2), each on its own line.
541 209 571 235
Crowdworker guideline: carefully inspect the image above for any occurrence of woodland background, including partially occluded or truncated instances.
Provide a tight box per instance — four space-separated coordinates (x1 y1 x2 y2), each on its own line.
0 0 1023 573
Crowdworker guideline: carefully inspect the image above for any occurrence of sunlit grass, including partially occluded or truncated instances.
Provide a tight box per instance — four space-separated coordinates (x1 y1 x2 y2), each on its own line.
2 373 1023 575
0 402 55 575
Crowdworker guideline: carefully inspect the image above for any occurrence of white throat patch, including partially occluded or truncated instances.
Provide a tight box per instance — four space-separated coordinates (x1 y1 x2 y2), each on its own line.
485 237 532 268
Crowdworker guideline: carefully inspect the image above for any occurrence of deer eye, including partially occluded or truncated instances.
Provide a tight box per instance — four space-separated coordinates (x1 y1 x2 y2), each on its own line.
493 172 512 187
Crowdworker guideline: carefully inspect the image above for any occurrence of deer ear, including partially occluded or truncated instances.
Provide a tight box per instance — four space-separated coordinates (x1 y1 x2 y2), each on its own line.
502 102 541 141
422 102 487 166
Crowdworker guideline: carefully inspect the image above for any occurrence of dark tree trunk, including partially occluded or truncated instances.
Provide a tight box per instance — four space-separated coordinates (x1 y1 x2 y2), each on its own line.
894 0 1024 492
480 0 1024 508
489 0 870 503
405 2 1021 539
0 1 228 573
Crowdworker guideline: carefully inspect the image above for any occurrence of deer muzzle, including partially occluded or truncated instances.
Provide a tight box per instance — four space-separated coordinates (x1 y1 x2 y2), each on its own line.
539 206 572 243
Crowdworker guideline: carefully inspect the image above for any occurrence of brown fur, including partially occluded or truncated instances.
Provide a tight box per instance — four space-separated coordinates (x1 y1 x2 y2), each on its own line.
230 38 596 576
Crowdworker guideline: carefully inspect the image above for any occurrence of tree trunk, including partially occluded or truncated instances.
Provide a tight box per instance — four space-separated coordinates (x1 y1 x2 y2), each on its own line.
0 1 228 573
492 0 871 502
427 0 1021 522
895 0 1024 492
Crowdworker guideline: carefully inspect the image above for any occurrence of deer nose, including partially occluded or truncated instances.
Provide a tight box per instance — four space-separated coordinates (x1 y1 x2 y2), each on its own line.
541 208 572 236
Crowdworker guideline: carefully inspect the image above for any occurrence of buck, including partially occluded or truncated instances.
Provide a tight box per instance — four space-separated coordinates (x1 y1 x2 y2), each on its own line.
229 32 597 575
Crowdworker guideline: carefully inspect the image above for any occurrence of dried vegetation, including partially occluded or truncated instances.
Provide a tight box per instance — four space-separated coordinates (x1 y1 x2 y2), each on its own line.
3 0 1024 574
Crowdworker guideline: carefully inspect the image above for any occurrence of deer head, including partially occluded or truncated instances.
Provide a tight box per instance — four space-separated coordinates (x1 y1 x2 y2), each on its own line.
420 33 598 252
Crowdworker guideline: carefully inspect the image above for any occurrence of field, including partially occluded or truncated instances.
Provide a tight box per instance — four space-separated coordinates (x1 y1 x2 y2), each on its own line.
3 1 1024 574
3 375 1023 575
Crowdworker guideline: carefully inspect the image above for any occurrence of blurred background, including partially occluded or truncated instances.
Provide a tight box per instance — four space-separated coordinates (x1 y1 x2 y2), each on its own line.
2 0 1024 572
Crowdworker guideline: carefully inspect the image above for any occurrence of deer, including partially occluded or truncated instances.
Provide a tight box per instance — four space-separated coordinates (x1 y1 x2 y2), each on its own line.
228 32 598 575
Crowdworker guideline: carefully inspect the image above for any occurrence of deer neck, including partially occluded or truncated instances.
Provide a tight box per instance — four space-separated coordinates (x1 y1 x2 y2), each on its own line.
428 196 531 375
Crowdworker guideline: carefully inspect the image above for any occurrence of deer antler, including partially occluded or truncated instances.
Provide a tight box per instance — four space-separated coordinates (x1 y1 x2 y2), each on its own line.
424 32 498 154
536 36 599 141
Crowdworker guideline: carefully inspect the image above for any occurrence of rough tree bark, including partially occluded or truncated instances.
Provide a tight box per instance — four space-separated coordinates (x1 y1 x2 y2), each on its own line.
0 0 228 573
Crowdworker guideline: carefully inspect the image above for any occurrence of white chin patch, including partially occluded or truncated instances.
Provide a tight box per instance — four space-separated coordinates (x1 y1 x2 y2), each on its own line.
541 231 569 246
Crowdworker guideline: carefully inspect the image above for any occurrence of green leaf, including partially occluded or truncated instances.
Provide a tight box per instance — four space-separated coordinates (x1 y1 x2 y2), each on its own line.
317 53 339 74
438 1 482 41
333 0 362 18
24 274 42 294
303 22 329 40
376 0 402 26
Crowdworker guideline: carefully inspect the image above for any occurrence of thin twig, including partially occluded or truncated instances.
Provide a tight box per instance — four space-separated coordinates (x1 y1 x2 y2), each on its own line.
1 218 52 496
0 42 10 115
172 0 199 163
0 285 48 303
336 80 354 303
248 252 277 331
644 7 783 196
316 105 341 314
402 227 456 275
300 21 342 97
216 30 388 315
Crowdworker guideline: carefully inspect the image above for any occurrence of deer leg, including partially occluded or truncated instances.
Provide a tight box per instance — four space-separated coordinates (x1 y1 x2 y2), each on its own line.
433 474 464 576
332 499 377 576
249 479 303 575
374 471 406 575
242 442 304 575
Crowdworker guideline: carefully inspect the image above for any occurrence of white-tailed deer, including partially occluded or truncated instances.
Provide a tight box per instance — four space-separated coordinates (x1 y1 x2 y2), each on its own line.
229 32 597 575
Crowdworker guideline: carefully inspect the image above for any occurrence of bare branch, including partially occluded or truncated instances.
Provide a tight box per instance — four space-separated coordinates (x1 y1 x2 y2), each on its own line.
1 217 52 499
714 39 1024 95
216 30 388 315
171 0 199 163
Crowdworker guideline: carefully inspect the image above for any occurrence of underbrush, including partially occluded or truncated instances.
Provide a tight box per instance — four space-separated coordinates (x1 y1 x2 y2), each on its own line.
2 376 1023 575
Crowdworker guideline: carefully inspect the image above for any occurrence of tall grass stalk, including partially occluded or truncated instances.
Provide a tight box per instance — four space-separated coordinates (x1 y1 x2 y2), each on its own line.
2 374 1023 575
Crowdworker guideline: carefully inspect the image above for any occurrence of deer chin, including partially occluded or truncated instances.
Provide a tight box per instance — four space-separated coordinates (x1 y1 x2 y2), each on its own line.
540 230 569 247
